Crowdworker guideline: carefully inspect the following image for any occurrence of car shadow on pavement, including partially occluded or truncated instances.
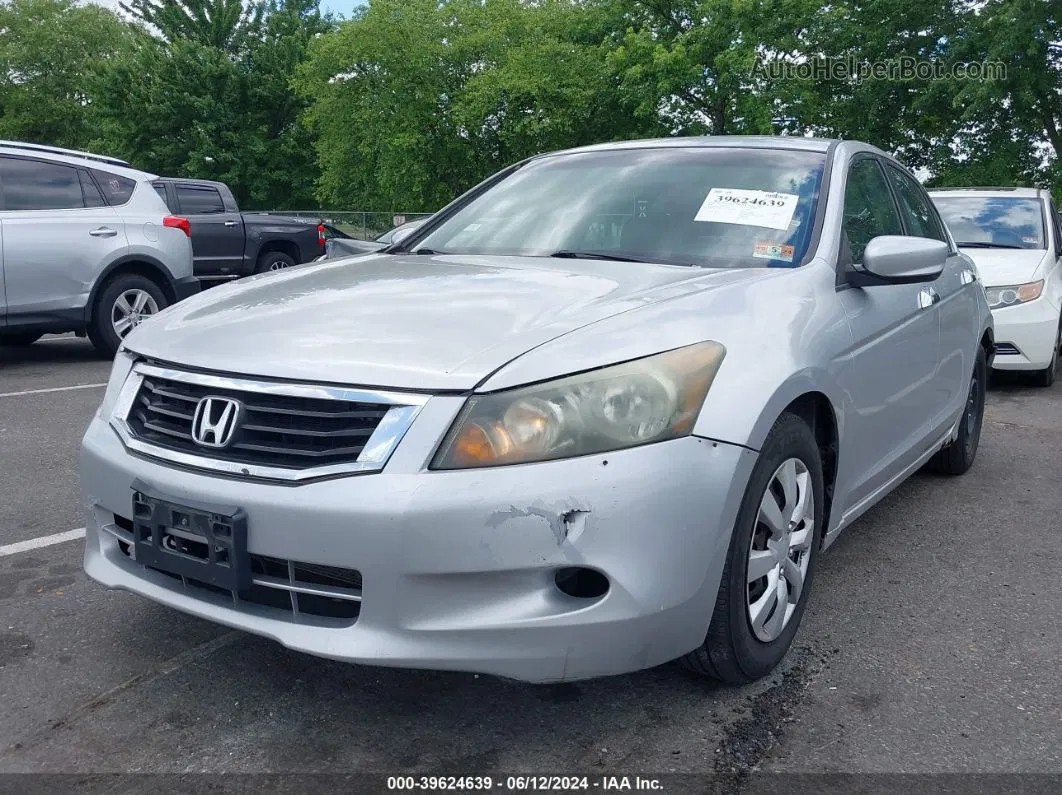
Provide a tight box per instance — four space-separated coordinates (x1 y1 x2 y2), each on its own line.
0 336 107 368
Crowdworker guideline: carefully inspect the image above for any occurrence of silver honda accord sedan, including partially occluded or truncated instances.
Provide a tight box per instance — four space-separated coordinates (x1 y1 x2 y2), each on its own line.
81 136 994 684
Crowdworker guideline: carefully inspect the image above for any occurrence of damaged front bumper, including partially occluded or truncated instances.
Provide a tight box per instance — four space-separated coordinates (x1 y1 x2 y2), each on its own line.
81 412 756 683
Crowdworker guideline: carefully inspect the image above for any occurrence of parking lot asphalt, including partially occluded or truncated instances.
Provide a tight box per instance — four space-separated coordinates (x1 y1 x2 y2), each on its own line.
1 336 1060 781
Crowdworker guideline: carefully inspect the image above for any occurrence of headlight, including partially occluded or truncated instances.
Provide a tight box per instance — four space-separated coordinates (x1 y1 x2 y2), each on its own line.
985 280 1043 309
432 342 726 469
96 346 136 419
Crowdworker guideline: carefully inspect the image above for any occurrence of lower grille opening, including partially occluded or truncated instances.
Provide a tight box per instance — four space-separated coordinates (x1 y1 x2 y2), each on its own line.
555 567 610 599
995 342 1021 356
112 513 361 624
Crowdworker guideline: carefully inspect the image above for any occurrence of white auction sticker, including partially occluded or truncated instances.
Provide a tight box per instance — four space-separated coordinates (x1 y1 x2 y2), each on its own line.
694 188 799 230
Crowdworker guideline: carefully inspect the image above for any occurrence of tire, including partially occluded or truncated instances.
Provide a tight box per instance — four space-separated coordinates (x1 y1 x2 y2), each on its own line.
1027 322 1060 388
88 274 168 358
680 412 824 684
926 344 987 475
255 251 296 274
0 331 43 347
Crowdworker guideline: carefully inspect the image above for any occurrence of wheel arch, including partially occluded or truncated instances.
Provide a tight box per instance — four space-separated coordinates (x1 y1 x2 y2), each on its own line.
255 239 300 267
85 255 176 326
730 375 844 544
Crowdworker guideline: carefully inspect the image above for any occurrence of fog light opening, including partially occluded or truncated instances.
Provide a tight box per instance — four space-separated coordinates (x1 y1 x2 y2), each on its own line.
555 567 610 599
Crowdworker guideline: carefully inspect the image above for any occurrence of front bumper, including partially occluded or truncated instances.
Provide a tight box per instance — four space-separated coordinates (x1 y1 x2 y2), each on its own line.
81 415 756 682
989 298 1060 370
171 275 201 303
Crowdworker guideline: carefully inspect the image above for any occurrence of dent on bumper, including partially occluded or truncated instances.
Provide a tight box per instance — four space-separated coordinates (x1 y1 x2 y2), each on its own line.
80 418 755 682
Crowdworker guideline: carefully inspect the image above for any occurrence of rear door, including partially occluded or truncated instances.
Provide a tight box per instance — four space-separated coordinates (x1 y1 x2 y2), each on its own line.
836 156 942 509
884 164 973 430
173 182 243 276
0 156 126 319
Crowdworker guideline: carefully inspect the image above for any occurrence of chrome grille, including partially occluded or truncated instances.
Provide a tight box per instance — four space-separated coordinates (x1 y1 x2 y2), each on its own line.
112 363 428 482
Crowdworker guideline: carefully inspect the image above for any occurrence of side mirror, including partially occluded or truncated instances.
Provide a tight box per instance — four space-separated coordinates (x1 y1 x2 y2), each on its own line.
391 227 415 245
858 236 948 284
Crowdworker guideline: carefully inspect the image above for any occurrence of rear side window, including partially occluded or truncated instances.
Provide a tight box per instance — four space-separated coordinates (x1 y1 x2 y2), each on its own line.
152 182 175 212
843 158 903 263
176 184 226 214
885 167 948 243
0 157 84 211
79 169 107 208
89 168 137 206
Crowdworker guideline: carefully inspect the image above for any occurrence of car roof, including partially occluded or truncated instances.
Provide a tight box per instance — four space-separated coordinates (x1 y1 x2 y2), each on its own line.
928 186 1043 199
0 142 155 181
545 135 840 158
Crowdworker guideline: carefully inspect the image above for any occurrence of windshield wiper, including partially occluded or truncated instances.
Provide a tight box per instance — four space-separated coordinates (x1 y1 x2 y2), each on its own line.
550 250 654 263
955 242 1026 249
413 247 444 255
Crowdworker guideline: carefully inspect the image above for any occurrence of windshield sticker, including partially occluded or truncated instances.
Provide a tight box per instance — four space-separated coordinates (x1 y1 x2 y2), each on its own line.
695 188 799 230
753 242 795 262
1023 236 1039 244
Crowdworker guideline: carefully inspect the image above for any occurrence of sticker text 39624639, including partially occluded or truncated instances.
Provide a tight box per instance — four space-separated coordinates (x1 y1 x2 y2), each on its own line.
694 188 799 231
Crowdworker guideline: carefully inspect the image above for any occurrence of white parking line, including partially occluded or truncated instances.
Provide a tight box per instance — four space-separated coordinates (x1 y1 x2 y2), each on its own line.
0 383 106 398
0 528 86 557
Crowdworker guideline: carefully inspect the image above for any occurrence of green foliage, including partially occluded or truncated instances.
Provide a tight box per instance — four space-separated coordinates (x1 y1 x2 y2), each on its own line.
119 0 265 51
0 0 1057 208
0 0 139 148
91 0 331 209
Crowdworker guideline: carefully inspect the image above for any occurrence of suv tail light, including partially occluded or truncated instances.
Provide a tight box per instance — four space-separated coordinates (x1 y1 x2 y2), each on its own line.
164 216 192 237
317 223 326 248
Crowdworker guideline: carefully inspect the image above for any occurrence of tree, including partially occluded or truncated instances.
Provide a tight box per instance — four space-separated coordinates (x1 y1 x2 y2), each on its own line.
0 0 140 148
298 0 647 211
119 0 265 52
93 0 331 209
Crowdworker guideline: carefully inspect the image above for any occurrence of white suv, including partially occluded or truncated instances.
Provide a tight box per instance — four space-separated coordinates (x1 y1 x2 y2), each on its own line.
0 141 198 356
931 187 1062 386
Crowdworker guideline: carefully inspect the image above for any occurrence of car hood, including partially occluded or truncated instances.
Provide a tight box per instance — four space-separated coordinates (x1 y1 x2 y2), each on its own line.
125 253 770 391
958 248 1049 287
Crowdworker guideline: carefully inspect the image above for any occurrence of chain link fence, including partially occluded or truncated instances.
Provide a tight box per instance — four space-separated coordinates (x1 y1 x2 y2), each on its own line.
264 211 435 241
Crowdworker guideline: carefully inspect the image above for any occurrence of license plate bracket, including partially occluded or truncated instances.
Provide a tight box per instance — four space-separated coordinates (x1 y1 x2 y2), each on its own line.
131 482 250 592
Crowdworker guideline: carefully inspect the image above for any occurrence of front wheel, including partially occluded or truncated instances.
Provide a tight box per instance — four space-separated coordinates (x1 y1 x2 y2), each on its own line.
680 412 824 684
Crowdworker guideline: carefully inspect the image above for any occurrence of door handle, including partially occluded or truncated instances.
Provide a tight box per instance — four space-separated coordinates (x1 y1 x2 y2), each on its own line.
960 269 977 285
918 287 940 309
224 220 238 227
89 227 118 238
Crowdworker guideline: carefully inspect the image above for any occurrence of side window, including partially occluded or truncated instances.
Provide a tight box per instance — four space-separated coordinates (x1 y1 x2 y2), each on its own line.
843 158 903 263
79 169 106 208
89 169 137 206
885 167 948 243
176 185 225 214
152 182 175 212
0 157 84 211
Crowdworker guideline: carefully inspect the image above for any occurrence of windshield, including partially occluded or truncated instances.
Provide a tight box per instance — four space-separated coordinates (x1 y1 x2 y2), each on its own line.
414 147 827 268
932 196 1046 249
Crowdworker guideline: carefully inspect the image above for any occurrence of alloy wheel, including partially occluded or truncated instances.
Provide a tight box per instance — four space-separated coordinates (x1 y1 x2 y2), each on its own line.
111 289 159 338
746 458 815 643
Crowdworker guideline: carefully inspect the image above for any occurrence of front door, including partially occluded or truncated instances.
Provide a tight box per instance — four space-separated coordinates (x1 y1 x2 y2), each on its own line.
835 156 942 510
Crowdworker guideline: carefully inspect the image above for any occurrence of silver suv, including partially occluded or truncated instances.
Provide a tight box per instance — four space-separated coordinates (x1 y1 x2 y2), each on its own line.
0 141 198 356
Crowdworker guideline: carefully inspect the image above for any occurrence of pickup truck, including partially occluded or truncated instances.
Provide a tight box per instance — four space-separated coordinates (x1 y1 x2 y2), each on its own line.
151 178 325 280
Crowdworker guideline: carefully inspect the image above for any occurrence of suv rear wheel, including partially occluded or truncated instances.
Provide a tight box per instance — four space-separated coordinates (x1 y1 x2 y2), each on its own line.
0 331 43 347
88 274 167 357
